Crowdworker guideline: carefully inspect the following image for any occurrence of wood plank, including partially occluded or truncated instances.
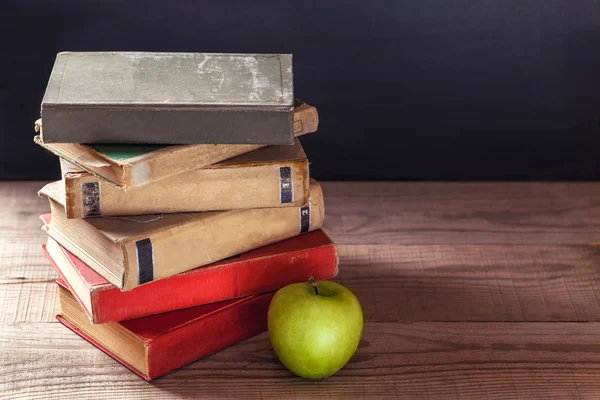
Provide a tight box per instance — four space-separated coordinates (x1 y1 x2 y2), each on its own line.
0 182 48 241
5 244 600 324
3 181 600 398
4 181 600 246
3 181 600 323
0 182 56 324
322 182 600 245
1 322 600 399
0 280 58 324
0 234 58 324
336 244 600 322
0 242 54 325
5 243 600 324
0 182 50 286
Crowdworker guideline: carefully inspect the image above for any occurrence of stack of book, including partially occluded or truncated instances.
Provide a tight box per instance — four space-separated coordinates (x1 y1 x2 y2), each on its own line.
34 52 338 380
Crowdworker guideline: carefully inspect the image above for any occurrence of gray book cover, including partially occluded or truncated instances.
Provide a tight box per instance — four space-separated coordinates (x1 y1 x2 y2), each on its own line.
41 52 294 145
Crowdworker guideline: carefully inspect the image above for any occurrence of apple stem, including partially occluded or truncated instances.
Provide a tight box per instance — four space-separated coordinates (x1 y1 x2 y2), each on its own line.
308 276 319 295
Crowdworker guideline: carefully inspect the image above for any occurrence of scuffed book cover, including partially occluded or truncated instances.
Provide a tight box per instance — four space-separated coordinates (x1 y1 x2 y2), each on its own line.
41 52 294 145
34 99 318 190
42 224 338 323
39 179 325 291
56 280 273 380
61 139 310 218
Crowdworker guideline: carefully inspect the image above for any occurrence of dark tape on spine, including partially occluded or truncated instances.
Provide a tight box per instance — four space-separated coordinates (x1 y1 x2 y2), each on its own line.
279 166 293 203
135 238 154 285
299 203 311 233
82 181 101 217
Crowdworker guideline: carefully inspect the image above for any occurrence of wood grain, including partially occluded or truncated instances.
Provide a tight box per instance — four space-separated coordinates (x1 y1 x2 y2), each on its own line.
0 183 55 325
7 243 600 323
2 322 600 399
323 182 600 245
3 181 600 398
336 244 600 322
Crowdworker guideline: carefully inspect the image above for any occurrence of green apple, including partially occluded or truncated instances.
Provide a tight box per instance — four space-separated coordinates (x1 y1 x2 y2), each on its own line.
267 278 363 379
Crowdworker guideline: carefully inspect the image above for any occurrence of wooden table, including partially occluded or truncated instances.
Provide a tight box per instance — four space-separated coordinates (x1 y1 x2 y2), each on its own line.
2 181 600 399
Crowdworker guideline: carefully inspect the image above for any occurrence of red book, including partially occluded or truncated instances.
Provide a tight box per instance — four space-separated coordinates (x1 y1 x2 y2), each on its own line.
56 279 273 380
41 214 338 323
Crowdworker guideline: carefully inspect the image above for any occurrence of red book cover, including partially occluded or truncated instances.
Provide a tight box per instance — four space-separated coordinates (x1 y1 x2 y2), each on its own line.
56 279 273 380
41 213 338 323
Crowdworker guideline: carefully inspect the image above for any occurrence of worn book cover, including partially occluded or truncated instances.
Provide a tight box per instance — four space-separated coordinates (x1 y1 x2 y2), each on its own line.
39 179 325 291
34 100 318 190
41 52 294 144
42 225 338 323
61 139 309 218
57 280 273 380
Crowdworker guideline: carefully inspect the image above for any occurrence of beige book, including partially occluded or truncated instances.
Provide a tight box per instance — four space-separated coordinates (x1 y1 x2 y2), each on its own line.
39 180 324 291
61 139 309 218
34 100 318 190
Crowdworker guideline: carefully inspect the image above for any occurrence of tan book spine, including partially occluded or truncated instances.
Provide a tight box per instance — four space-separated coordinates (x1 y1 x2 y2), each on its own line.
63 157 309 218
293 102 319 136
120 180 324 290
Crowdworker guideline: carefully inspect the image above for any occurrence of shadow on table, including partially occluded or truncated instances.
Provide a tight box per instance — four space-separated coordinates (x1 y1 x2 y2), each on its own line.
333 244 600 322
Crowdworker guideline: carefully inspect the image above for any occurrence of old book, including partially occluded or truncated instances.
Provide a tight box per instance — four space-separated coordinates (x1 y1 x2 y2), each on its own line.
57 280 273 380
61 139 309 218
41 52 294 144
42 225 337 323
39 179 324 291
34 100 318 190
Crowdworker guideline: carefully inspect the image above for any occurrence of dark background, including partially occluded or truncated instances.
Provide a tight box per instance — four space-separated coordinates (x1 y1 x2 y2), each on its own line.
2 1 600 181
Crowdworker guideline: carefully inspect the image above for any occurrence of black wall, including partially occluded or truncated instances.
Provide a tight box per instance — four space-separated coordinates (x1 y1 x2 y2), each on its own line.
2 1 600 181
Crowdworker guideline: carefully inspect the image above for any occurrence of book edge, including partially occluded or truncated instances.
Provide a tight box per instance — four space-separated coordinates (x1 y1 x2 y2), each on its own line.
56 315 151 380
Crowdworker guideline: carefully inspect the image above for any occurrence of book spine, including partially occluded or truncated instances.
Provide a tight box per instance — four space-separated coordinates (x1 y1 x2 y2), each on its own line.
147 292 274 380
63 159 309 218
120 180 325 291
91 242 337 323
42 108 294 145
293 103 319 136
